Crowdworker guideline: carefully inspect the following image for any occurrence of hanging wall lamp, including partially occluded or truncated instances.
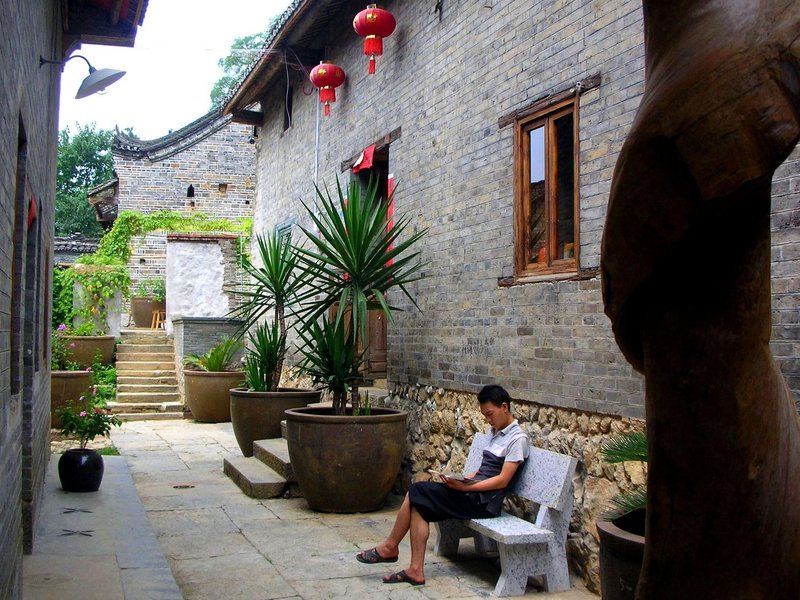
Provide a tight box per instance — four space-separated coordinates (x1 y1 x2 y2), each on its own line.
40 54 126 99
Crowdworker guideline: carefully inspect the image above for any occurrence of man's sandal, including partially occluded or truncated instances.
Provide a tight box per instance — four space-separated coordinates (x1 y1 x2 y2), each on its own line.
356 547 399 564
382 570 425 586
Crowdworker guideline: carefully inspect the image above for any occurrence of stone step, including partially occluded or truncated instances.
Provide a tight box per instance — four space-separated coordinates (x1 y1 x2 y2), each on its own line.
223 456 287 499
119 330 170 344
253 438 294 481
116 411 185 422
116 344 174 354
116 361 176 371
117 383 179 393
116 391 181 403
117 376 178 385
114 352 175 363
116 370 176 380
108 401 184 414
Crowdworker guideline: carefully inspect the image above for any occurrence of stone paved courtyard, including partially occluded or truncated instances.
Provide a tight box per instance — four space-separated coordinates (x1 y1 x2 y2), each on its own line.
100 419 595 599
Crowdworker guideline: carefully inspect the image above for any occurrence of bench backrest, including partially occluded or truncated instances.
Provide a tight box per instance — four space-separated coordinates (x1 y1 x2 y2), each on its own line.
465 432 578 512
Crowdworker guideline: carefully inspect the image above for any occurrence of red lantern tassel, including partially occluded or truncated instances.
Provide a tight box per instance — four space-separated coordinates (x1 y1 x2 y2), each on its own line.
368 56 376 74
364 35 383 56
319 86 336 103
324 103 331 117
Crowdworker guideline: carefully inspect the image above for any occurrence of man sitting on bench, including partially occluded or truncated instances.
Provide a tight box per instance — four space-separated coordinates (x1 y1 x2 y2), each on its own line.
355 384 530 586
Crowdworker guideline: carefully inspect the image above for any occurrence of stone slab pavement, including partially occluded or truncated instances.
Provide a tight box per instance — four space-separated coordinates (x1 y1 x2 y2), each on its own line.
27 419 598 599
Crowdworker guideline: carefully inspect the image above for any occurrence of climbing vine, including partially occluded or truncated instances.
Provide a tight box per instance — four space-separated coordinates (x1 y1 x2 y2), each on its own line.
54 211 251 334
95 210 252 263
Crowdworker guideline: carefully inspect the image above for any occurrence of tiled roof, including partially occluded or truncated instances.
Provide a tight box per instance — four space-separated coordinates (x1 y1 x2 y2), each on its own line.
112 109 231 161
54 234 100 254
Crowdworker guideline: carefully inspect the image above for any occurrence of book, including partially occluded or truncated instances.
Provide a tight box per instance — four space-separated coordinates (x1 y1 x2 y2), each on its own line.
427 469 476 484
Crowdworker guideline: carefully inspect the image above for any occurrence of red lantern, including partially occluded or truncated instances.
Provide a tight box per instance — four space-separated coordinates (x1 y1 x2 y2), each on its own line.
309 61 346 117
353 4 396 75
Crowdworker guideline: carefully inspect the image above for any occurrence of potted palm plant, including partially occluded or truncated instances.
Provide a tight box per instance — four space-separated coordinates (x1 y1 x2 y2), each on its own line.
130 277 166 327
282 176 427 513
229 232 321 456
596 431 647 600
183 336 244 422
230 320 320 456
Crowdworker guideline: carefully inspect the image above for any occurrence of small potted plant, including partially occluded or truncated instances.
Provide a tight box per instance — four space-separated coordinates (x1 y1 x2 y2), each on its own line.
56 397 122 492
130 277 166 327
229 320 320 457
183 336 245 422
596 431 647 600
50 323 92 427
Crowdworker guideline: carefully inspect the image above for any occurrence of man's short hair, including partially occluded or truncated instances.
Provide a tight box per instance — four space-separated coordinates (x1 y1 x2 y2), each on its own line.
478 385 511 408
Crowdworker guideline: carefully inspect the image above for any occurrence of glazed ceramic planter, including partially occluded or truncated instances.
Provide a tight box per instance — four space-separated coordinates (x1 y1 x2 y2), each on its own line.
50 370 92 428
58 448 104 492
230 387 321 456
184 370 245 422
63 335 115 368
597 508 646 600
130 297 166 327
284 406 408 513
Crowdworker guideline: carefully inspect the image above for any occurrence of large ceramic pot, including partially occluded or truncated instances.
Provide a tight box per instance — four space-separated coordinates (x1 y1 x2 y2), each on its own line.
130 297 166 328
184 370 245 422
284 406 408 513
63 335 115 368
51 370 93 428
230 387 321 456
597 508 646 600
58 448 105 492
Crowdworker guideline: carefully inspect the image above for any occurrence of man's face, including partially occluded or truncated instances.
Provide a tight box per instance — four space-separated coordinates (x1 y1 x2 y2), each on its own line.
480 401 507 430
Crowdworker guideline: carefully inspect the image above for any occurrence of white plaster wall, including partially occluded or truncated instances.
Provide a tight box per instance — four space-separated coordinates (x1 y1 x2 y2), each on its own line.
166 241 229 335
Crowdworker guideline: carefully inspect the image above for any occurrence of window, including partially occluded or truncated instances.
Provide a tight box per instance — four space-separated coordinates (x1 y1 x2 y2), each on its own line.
514 98 578 277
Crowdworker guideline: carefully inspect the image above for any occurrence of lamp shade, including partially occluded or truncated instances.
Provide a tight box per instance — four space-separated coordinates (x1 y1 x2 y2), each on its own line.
75 67 126 99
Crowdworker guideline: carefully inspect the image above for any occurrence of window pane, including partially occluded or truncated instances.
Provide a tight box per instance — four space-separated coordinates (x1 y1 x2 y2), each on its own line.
554 113 574 260
528 126 546 265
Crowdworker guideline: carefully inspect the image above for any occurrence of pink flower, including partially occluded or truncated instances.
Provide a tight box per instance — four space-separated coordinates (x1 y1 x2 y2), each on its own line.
85 367 92 371
57 324 67 331
69 342 76 348
79 411 87 417
79 396 85 402
94 408 103 414
92 386 97 396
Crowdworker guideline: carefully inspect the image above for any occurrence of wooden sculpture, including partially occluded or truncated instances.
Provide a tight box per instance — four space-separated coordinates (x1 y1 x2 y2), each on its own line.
601 1 800 597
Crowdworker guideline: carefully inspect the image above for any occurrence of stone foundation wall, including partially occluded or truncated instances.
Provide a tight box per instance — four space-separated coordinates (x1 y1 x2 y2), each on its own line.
380 383 645 594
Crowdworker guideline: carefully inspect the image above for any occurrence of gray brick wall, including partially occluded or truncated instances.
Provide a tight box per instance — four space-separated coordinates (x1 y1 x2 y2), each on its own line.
172 317 244 398
113 116 255 313
249 0 798 418
0 1 62 597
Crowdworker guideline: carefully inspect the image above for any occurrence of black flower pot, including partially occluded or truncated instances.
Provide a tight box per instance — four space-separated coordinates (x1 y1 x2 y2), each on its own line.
58 449 104 492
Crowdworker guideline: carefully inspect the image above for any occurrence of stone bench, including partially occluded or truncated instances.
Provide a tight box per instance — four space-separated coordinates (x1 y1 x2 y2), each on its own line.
434 432 578 596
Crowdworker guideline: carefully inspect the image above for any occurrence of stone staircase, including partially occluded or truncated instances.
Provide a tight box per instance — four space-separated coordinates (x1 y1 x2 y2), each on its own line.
110 328 184 421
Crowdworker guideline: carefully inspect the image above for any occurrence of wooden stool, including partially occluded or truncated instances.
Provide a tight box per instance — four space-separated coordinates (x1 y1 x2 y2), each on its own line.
150 310 166 329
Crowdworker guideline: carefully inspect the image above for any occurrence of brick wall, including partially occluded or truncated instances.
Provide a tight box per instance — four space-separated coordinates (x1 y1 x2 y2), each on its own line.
0 1 61 597
249 0 799 417
113 115 255 313
172 317 244 399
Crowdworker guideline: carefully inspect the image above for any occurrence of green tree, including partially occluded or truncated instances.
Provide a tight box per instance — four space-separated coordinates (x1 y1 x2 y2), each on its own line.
210 23 277 108
56 123 114 237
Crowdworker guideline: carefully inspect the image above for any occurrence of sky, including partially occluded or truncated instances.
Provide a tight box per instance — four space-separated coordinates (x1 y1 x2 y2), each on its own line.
58 0 291 139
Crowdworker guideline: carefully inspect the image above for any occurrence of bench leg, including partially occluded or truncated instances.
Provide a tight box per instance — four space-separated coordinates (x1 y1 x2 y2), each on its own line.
473 532 498 556
495 544 532 596
494 542 571 596
434 520 469 557
541 542 570 592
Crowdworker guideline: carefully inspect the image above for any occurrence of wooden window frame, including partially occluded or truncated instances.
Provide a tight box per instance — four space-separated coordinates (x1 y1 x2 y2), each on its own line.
513 97 579 279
